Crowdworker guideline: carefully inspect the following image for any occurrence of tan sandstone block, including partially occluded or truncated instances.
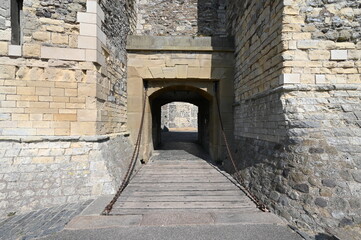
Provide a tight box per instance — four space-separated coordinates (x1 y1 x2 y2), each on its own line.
17 87 36 95
23 44 41 57
199 67 212 79
50 102 65 108
149 67 164 78
335 42 355 49
309 50 330 60
46 25 65 33
77 110 97 121
71 122 96 135
33 121 50 128
65 89 78 97
39 18 64 25
292 33 312 40
176 65 188 79
17 121 32 128
54 114 77 121
37 128 55 135
162 67 176 79
36 87 50 96
51 88 65 96
43 114 53 121
52 121 70 129
30 114 43 121
187 67 200 78
41 47 85 61
0 66 16 79
55 128 70 135
0 41 8 55
0 86 16 94
32 32 51 42
69 35 78 48
52 33 69 45
78 83 96 97
32 157 54 164
12 114 29 121
29 102 49 108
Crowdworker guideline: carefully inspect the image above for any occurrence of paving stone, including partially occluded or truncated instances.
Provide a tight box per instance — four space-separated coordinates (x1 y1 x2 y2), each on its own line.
0 201 92 240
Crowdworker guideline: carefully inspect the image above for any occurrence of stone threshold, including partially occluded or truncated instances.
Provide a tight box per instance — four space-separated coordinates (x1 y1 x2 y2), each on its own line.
0 132 130 143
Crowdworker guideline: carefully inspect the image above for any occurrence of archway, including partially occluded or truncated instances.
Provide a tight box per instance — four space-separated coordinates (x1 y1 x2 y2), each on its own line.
126 37 234 163
149 85 212 157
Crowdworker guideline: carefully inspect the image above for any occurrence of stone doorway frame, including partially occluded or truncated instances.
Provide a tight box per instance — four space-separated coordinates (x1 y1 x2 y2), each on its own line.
126 36 234 162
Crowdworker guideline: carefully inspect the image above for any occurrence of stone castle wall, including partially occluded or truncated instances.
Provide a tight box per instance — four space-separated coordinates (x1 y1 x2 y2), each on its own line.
228 0 361 232
0 134 132 215
0 0 137 215
161 102 198 129
136 0 227 36
227 0 285 142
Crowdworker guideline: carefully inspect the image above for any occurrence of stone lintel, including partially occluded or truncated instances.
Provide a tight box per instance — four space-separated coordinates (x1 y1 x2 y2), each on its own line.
126 36 234 52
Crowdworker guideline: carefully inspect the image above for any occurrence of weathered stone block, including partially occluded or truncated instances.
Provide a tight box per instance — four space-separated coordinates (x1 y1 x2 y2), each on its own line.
279 73 300 84
32 32 51 42
308 50 330 60
52 33 69 45
41 47 86 61
315 75 326 84
331 50 348 61
0 41 8 55
23 44 41 58
297 40 319 49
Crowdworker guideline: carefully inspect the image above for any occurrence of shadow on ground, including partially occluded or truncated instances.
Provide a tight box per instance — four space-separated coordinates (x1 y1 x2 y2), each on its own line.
159 131 210 160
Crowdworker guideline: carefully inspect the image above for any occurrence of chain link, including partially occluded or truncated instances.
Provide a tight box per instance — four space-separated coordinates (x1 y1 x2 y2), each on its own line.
102 87 148 215
214 82 268 212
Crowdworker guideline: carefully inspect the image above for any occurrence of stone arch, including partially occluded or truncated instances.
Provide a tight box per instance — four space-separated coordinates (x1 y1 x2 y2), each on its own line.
149 85 212 154
126 36 234 162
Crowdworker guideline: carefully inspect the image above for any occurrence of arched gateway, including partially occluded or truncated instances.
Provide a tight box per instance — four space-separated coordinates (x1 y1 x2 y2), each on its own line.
127 36 234 162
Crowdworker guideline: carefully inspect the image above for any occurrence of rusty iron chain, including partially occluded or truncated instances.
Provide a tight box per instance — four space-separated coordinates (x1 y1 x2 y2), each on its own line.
102 86 148 215
214 82 269 212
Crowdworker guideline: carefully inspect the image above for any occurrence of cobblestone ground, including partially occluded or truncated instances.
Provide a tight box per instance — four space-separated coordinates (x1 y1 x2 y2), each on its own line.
0 200 93 240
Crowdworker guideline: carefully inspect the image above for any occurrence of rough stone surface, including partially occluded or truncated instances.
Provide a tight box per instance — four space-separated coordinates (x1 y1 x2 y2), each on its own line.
161 102 198 129
0 200 92 240
228 0 361 234
0 0 361 237
136 0 226 36
0 134 134 216
303 0 361 42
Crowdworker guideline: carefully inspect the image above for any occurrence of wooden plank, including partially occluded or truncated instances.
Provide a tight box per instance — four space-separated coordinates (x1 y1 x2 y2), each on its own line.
109 208 259 215
117 195 251 202
119 190 246 197
123 187 239 192
127 182 239 188
130 180 231 184
113 201 255 209
109 149 258 216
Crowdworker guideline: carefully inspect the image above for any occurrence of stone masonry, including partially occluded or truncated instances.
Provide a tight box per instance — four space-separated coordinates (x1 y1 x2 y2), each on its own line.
161 102 198 129
0 0 137 216
228 0 361 233
136 0 227 36
0 0 360 236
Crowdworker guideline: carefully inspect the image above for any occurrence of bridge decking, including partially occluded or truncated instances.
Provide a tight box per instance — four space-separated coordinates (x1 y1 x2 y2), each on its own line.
110 150 259 216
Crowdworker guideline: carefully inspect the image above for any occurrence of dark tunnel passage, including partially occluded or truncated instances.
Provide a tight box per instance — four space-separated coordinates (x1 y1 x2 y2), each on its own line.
149 85 212 159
